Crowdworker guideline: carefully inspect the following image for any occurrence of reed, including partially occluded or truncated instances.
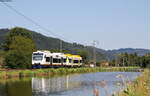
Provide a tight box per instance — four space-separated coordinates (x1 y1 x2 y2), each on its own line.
116 69 150 96
19 70 34 77
0 71 7 79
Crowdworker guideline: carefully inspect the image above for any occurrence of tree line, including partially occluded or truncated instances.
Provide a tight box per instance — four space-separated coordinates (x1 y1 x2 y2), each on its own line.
109 52 150 68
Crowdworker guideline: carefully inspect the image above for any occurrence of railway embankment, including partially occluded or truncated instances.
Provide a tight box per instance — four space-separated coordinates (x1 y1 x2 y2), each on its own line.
0 67 141 79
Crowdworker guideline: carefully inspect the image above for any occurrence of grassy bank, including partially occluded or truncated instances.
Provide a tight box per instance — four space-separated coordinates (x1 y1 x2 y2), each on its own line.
0 67 141 79
116 69 150 96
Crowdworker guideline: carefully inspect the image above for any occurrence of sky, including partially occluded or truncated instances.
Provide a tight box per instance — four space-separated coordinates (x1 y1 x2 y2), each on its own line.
0 0 150 50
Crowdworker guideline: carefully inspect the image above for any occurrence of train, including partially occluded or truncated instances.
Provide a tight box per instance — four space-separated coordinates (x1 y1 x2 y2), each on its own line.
32 50 83 68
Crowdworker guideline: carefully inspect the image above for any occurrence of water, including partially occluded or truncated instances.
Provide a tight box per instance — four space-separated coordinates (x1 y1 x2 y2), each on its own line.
0 72 140 96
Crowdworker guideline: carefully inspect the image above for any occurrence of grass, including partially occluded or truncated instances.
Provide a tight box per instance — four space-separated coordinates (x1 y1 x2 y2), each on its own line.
115 69 150 96
0 67 141 79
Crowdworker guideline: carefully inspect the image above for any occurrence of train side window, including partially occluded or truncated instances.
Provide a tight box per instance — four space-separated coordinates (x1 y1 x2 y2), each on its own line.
53 58 58 63
73 60 79 63
53 58 61 63
58 59 61 63
80 60 82 63
69 59 72 63
63 59 66 63
46 57 50 62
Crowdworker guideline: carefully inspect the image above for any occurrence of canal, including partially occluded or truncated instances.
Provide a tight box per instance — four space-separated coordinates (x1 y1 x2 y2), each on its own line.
0 72 140 96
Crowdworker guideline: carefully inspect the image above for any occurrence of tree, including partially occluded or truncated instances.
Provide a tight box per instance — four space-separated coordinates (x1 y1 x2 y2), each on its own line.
110 53 144 67
5 50 32 68
0 51 5 67
8 36 35 52
4 27 36 69
4 27 32 51
144 53 150 68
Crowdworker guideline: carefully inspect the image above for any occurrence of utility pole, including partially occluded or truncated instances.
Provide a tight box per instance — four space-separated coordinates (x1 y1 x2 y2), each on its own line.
115 55 117 67
123 57 124 67
140 57 142 67
60 39 62 52
123 57 126 67
128 55 130 67
92 40 99 67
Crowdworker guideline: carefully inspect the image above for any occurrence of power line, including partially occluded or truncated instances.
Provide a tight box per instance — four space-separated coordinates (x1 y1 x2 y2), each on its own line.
1 2 72 42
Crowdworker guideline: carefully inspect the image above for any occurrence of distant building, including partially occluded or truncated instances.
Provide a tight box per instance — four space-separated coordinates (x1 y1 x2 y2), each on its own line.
89 64 95 67
100 61 109 67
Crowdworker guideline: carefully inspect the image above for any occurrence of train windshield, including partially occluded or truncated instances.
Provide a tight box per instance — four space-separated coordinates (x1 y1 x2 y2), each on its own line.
32 53 43 61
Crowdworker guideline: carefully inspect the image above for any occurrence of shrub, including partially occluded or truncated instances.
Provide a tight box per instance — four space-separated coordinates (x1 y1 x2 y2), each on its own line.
4 50 32 69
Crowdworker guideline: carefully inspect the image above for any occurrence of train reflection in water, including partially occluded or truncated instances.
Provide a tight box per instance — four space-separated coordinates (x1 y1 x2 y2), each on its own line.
32 74 82 95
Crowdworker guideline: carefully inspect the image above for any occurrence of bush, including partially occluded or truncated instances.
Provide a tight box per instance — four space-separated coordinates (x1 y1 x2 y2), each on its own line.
5 50 32 69
0 51 6 67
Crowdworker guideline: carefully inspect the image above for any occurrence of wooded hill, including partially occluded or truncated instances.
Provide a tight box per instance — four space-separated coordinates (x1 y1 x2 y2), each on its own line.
0 28 150 62
0 28 106 62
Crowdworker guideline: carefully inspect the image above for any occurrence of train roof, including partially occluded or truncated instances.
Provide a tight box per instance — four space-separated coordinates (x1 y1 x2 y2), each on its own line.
65 54 82 59
32 51 82 59
33 50 51 53
51 53 64 55
65 54 72 56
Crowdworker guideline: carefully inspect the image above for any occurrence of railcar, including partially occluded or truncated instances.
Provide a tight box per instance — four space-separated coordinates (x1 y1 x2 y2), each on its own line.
32 50 51 68
51 53 65 67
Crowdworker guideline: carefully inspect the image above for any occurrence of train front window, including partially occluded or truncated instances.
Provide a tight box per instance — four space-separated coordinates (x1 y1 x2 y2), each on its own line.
33 53 43 61
33 55 43 61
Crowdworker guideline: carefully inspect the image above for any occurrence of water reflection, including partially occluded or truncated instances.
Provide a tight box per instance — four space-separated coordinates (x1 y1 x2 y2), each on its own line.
0 79 32 96
0 72 140 96
31 72 140 96
32 74 82 96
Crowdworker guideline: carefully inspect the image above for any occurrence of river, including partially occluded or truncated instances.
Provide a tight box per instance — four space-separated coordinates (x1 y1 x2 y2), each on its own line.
0 72 140 96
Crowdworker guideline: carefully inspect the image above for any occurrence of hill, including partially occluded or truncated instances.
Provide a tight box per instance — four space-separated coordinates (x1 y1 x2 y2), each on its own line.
107 48 150 57
0 28 107 62
0 29 9 44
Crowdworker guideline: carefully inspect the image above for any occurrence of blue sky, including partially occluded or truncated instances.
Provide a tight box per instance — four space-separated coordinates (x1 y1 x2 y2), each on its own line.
0 0 150 50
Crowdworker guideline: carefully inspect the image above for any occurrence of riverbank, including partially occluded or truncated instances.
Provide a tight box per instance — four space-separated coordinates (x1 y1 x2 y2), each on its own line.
0 67 141 79
116 69 150 96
